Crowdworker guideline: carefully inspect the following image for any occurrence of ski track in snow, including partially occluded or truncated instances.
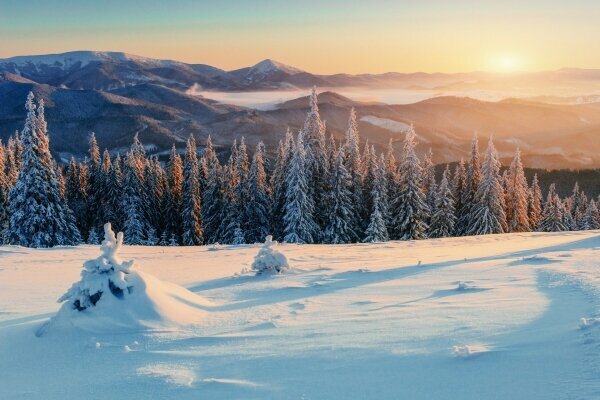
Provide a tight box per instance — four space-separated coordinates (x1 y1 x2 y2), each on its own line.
1 231 600 399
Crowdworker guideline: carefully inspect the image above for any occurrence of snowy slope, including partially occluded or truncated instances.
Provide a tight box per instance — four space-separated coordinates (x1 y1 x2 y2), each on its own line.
1 231 600 399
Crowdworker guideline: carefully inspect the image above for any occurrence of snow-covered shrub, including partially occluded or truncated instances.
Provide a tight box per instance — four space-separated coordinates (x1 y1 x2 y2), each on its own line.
59 223 135 311
251 235 289 274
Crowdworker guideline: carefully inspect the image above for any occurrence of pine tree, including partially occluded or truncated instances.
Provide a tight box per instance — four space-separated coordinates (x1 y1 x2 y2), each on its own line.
245 142 271 243
283 133 318 244
429 165 456 238
539 184 567 232
145 226 158 246
423 148 437 217
301 87 328 238
457 134 482 235
570 183 588 229
87 227 100 244
364 154 389 243
181 135 203 245
466 137 507 235
0 141 9 242
7 92 81 247
201 136 226 244
505 149 530 232
389 126 429 240
343 108 364 236
452 158 467 234
271 130 294 241
323 147 356 244
384 139 398 234
528 174 542 230
578 199 600 230
121 152 146 245
86 133 103 235
165 145 183 243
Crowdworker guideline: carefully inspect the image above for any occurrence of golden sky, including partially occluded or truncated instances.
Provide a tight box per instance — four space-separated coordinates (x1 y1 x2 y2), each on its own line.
1 1 600 73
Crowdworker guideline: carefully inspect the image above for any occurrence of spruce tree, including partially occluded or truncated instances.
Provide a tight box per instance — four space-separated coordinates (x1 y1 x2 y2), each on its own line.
429 165 456 238
506 149 530 232
389 126 429 240
323 147 356 244
165 145 183 243
423 148 437 217
343 108 364 235
364 154 389 243
7 93 81 247
283 133 318 244
452 158 467 234
457 134 481 235
271 130 295 241
578 199 600 230
528 174 542 230
466 137 507 235
245 142 271 243
121 151 147 245
181 135 204 245
0 141 9 242
539 184 567 232
202 136 226 244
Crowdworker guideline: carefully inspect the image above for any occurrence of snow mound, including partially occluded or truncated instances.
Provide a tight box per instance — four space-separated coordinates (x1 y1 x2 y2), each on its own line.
452 344 489 358
38 223 211 335
251 235 289 274
579 317 600 330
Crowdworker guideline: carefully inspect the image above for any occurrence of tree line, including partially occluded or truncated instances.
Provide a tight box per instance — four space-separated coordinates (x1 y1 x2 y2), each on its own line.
0 90 599 248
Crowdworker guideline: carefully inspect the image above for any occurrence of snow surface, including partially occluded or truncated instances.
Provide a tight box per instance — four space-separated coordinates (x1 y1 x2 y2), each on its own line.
1 231 600 399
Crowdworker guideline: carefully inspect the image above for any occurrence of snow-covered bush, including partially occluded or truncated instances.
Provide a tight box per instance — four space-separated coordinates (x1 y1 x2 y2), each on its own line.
59 223 135 311
251 235 289 274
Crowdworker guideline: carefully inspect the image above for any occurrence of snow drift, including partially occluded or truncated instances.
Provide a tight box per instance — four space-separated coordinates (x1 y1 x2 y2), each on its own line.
38 223 211 335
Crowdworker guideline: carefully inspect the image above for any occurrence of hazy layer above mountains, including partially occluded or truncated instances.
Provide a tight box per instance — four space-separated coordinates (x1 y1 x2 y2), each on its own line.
1 51 600 169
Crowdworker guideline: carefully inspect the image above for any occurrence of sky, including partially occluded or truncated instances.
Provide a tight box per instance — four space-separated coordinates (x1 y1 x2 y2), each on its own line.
1 0 599 74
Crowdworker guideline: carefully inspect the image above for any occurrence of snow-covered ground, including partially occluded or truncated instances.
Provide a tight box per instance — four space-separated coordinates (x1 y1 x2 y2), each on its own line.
1 231 600 399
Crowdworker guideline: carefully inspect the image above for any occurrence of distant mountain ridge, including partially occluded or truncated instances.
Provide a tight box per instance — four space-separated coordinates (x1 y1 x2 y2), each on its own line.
2 51 600 169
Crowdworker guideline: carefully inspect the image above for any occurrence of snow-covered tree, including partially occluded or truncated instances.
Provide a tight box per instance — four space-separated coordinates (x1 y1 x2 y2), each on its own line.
505 149 530 232
429 165 456 238
343 108 364 235
528 174 542 230
181 135 203 245
452 158 467 234
270 130 294 241
364 154 389 243
201 136 226 244
539 184 567 232
283 133 318 244
0 141 9 242
578 199 600 230
245 142 270 243
423 148 437 217
457 134 481 235
59 223 135 311
7 93 81 247
121 151 147 245
251 235 289 274
165 145 183 243
466 137 507 235
323 147 357 244
389 125 429 240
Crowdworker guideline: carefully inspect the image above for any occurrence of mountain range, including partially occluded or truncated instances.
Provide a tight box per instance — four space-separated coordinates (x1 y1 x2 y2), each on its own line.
1 51 600 169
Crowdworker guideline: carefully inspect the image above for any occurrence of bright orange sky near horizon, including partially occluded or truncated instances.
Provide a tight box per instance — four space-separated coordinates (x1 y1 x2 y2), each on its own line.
1 0 600 74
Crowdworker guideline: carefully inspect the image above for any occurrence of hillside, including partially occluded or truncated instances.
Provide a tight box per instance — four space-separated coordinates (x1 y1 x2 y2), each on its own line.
1 231 599 399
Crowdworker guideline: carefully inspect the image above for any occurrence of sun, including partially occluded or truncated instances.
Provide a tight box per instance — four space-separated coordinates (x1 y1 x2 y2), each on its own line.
490 54 523 73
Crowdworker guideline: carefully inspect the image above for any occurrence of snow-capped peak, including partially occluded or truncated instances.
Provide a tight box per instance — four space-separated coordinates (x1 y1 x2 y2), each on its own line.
249 59 303 75
0 51 181 69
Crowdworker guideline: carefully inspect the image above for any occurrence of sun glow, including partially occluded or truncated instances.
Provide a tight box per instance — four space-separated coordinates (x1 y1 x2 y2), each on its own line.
490 54 523 73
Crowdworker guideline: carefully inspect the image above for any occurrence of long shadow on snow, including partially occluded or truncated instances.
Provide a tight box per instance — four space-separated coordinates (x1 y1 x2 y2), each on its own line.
192 234 600 312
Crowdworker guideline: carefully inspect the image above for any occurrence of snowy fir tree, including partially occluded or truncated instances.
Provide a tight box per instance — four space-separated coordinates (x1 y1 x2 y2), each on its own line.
390 125 429 240
121 152 147 245
578 199 600 230
201 136 226 244
528 174 543 230
429 165 456 238
270 129 294 241
505 149 530 232
0 141 9 242
7 93 81 247
423 148 437 218
467 137 507 236
165 145 183 243
283 133 318 244
457 134 482 235
245 142 271 243
452 158 467 234
323 147 357 244
181 135 203 245
87 228 100 245
539 184 567 232
343 108 364 235
251 235 290 274
363 154 389 243
59 223 135 311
